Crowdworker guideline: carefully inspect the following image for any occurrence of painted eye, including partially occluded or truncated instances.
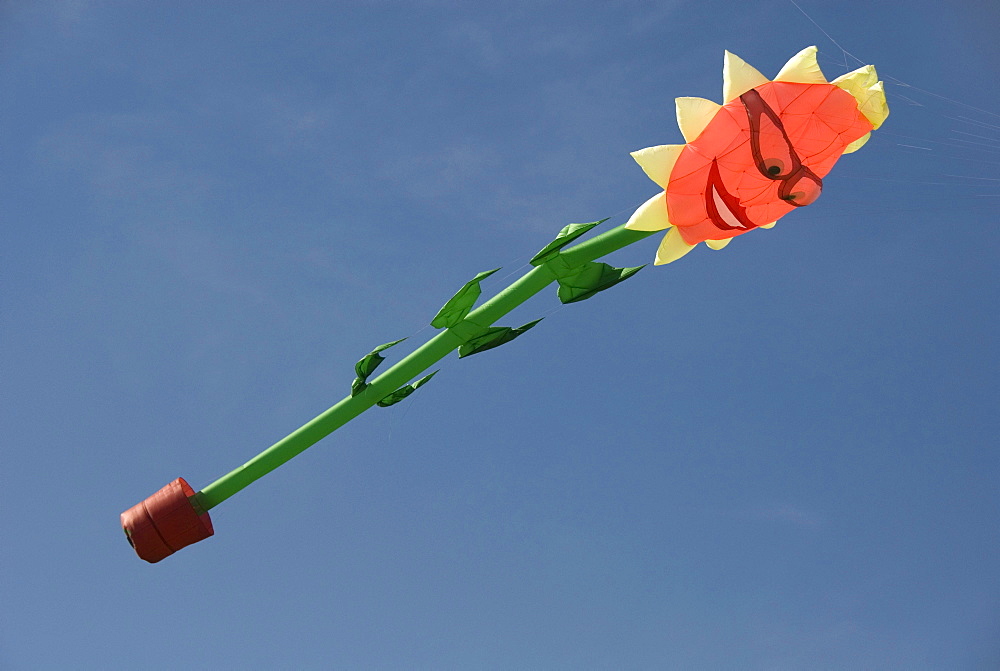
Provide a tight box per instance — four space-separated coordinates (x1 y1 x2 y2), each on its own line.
741 89 801 180
764 159 785 176
779 170 823 207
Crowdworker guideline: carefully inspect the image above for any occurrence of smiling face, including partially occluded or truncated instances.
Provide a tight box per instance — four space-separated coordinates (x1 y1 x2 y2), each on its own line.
666 81 874 246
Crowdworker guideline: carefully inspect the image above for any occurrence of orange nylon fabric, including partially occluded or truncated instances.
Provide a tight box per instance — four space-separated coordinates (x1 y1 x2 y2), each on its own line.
666 81 873 245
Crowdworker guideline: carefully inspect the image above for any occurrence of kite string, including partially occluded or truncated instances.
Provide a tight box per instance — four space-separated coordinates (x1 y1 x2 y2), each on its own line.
786 0 863 69
887 80 1000 122
790 0 1000 122
788 0 1000 199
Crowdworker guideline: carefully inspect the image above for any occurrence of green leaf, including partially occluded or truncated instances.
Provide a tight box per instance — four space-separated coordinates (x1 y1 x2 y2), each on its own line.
431 268 502 329
352 338 406 397
377 371 439 407
556 262 645 304
458 319 542 358
351 377 368 397
530 219 608 266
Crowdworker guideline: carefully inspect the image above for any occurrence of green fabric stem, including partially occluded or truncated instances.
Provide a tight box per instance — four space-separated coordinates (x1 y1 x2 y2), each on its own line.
195 223 655 510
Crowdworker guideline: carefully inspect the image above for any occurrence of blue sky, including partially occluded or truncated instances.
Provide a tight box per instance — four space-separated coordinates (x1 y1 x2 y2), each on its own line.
2 0 998 668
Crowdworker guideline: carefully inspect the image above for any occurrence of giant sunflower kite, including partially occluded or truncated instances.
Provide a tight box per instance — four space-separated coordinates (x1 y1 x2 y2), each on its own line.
122 47 888 562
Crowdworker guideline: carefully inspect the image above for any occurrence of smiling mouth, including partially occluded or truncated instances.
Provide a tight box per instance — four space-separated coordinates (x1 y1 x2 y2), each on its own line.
705 159 756 232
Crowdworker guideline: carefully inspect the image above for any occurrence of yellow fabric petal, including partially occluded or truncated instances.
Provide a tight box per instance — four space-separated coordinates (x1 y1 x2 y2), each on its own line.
630 144 684 189
760 221 776 229
773 45 827 84
723 50 770 103
675 97 722 143
832 65 889 129
625 192 672 232
860 81 888 129
832 64 878 89
842 132 871 154
705 238 731 250
653 228 696 265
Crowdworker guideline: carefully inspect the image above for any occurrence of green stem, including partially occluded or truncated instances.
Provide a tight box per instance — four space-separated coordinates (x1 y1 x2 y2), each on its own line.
196 224 655 509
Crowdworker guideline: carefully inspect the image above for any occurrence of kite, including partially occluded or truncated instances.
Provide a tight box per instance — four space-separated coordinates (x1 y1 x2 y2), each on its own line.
121 47 888 562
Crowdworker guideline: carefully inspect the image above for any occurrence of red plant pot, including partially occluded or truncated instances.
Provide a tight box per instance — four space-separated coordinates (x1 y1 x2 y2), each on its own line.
121 477 214 563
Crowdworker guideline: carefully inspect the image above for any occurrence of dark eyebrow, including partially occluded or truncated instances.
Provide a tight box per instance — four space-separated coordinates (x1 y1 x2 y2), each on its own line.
741 89 787 135
740 88 803 179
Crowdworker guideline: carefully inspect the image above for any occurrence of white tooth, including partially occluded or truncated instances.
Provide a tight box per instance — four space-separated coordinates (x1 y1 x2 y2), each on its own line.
712 185 747 229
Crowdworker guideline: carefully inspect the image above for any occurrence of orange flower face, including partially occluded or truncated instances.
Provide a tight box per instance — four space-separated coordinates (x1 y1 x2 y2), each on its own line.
624 47 888 265
667 82 874 246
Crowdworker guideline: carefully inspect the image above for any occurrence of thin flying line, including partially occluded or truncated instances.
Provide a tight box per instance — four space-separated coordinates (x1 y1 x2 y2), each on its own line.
887 77 1000 121
943 138 1000 154
838 175 996 187
952 129 1000 144
943 116 1000 135
880 130 973 148
932 151 1000 167
788 0 1000 137
885 91 925 107
880 142 1000 167
786 0 864 67
881 129 1000 156
942 174 1000 182
951 115 1000 133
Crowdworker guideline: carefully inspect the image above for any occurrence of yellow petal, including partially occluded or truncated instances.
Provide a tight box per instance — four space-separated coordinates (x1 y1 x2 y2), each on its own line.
832 64 878 89
723 50 770 103
675 97 722 143
630 144 684 189
774 46 827 84
625 192 672 232
654 227 696 265
760 221 776 229
705 238 731 250
861 81 888 129
832 65 889 129
842 132 871 154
